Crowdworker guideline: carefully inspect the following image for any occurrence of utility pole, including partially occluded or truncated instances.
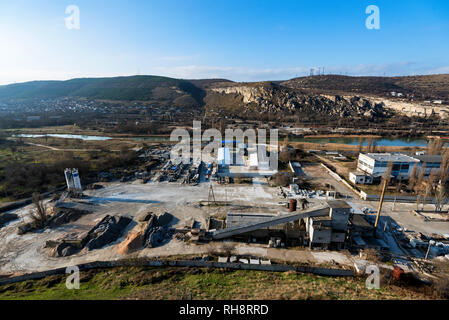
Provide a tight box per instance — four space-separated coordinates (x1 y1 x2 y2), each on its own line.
374 179 387 237
225 185 228 204
208 183 216 206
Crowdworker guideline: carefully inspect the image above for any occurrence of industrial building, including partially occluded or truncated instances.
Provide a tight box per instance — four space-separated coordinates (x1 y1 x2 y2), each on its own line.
411 154 443 176
306 200 351 249
214 200 353 249
217 143 277 177
351 152 445 184
351 153 420 184
357 153 419 180
247 144 270 171
217 147 232 167
225 212 306 246
349 171 373 185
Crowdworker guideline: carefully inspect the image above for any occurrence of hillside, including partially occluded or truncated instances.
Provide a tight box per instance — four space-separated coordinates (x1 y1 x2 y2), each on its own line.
1 74 448 122
0 266 432 300
282 74 449 101
0 75 207 110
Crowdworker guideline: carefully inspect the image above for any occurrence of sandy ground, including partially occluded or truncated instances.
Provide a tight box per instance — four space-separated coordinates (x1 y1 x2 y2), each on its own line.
0 178 331 275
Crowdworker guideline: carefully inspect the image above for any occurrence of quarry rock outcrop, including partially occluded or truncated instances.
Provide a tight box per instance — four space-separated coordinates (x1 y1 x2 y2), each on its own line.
209 83 388 119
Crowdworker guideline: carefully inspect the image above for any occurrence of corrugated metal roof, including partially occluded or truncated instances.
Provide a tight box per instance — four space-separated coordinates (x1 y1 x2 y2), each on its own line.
350 214 373 229
412 154 443 164
327 200 352 209
365 153 419 163
227 213 277 228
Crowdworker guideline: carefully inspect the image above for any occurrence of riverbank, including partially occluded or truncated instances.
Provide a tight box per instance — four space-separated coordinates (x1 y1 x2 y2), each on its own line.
291 142 426 152
303 134 383 139
5 129 435 148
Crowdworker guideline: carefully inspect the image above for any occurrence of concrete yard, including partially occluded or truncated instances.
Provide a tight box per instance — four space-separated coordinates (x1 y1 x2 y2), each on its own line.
1 178 327 274
1 159 447 277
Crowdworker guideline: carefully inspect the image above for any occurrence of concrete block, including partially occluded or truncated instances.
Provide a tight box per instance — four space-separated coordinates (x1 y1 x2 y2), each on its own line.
249 259 260 264
218 257 228 263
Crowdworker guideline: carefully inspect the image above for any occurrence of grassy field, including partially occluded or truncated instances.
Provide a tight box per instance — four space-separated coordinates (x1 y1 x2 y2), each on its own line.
0 267 433 300
0 135 143 202
4 125 104 136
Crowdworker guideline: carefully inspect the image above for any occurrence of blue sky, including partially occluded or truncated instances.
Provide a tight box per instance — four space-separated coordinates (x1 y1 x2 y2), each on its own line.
0 0 448 84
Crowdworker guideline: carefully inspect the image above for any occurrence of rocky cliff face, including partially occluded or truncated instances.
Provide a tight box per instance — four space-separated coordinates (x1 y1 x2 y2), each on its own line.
207 82 388 119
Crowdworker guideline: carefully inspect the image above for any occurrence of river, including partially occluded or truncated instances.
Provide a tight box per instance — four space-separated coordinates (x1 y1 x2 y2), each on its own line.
14 133 438 147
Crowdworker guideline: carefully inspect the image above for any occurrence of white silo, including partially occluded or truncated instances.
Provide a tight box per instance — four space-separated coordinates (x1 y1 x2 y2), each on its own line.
72 168 82 191
64 168 75 190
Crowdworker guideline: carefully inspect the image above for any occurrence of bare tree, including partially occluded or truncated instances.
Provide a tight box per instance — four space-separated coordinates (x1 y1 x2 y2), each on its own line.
408 163 418 191
366 138 373 153
434 183 448 212
438 150 449 184
416 163 427 191
416 193 423 211
427 138 444 155
283 136 289 149
382 161 393 185
358 138 364 154
371 140 378 153
423 170 439 210
29 192 49 229
393 182 403 211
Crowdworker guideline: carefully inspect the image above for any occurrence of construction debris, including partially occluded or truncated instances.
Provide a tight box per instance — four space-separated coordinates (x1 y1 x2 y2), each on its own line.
84 215 132 251
144 226 172 248
118 212 175 253
142 212 175 248
46 207 91 228
117 227 145 255
218 257 228 263
18 205 91 235
0 213 18 229
45 214 132 257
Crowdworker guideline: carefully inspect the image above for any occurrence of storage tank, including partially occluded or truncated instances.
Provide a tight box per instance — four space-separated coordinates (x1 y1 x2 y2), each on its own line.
64 169 75 190
64 168 82 191
72 168 82 190
289 199 297 212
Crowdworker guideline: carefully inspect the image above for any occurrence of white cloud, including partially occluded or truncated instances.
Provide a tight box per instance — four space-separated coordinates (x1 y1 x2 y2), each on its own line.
0 61 448 85
153 65 311 81
426 66 449 74
151 61 441 81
